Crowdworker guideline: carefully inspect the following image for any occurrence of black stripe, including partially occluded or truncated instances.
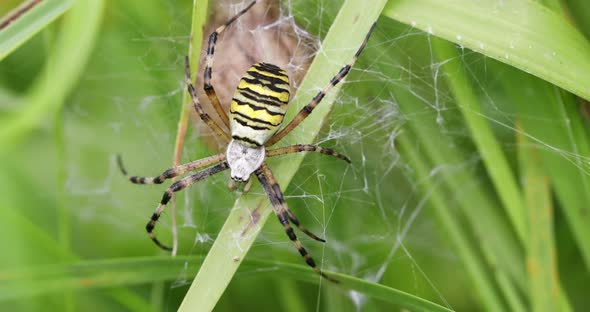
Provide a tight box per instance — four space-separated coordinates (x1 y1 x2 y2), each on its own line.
256 63 285 76
161 192 172 205
247 70 289 86
242 77 290 93
298 246 308 256
286 227 297 241
207 32 217 54
232 135 262 146
233 116 273 130
233 98 285 116
231 110 280 126
237 87 288 106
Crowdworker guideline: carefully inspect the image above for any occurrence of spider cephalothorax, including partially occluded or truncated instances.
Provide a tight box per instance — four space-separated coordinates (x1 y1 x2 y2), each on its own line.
117 0 376 282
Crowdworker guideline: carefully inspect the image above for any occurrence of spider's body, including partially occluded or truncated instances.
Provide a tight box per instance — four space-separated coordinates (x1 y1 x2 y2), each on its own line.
226 63 290 182
117 0 376 282
230 62 290 147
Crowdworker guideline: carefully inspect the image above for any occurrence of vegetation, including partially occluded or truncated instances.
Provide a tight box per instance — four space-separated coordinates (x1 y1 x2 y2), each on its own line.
1 0 589 311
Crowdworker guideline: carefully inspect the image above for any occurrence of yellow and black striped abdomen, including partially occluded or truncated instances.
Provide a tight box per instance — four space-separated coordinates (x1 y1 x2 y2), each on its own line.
230 62 290 146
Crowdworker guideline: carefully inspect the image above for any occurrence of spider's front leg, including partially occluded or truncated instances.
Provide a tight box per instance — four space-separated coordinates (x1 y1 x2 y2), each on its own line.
265 22 377 147
203 0 258 128
117 154 225 185
145 162 229 251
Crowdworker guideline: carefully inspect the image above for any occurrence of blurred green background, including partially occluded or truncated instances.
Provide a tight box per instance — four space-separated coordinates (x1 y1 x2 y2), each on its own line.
1 0 590 311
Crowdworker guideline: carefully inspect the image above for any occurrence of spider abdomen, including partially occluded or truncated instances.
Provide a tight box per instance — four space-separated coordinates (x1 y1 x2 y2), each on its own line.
230 62 290 146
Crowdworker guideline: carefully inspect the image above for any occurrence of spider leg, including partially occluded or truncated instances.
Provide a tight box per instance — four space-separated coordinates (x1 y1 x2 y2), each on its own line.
283 208 325 243
266 144 351 242
265 22 377 146
185 57 230 141
256 163 338 282
117 153 225 185
204 0 257 128
147 162 229 251
266 144 351 163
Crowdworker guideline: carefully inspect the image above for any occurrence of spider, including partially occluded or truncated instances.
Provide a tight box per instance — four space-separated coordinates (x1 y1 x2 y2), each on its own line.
117 0 376 282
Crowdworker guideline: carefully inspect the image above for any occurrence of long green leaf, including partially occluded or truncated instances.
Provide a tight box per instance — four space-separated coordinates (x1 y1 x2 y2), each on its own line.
178 1 387 310
501 67 590 270
0 0 101 144
433 38 527 245
0 256 453 312
0 0 73 61
383 0 590 101
517 126 571 312
397 134 504 311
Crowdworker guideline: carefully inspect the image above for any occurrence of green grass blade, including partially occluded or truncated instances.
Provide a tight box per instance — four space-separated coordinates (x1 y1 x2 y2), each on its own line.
564 0 590 40
3 203 155 312
382 0 590 101
0 0 103 144
501 68 590 270
0 256 453 312
0 0 73 61
395 76 526 293
517 126 571 312
433 38 527 245
496 273 527 312
178 1 387 310
397 134 505 311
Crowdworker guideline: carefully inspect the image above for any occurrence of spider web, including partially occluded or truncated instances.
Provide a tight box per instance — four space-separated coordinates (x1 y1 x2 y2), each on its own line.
54 0 589 311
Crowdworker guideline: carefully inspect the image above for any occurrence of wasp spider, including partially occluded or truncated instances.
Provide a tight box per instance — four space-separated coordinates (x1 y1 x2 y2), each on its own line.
117 0 376 282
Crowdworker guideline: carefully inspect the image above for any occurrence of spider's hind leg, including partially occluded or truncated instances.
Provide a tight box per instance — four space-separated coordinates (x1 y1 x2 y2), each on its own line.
256 163 337 282
284 208 326 243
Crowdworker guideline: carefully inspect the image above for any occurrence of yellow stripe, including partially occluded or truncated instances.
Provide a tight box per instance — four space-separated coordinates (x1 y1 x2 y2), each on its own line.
233 94 286 113
231 100 284 126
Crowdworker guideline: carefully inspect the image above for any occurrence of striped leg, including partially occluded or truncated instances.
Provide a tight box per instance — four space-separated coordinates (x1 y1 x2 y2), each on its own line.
256 163 338 282
203 0 257 128
265 22 377 146
283 208 325 243
266 144 350 242
266 144 351 163
185 57 230 141
147 162 229 251
117 153 225 185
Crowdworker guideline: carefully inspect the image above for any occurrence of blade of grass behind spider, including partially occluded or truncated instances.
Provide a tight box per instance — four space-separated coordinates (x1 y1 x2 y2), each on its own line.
432 38 527 245
0 256 452 312
0 0 73 61
175 0 210 159
0 0 103 144
516 124 572 312
500 65 590 272
2 199 155 312
382 0 590 101
565 0 590 40
165 0 209 272
178 1 387 311
396 133 504 311
389 50 526 308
